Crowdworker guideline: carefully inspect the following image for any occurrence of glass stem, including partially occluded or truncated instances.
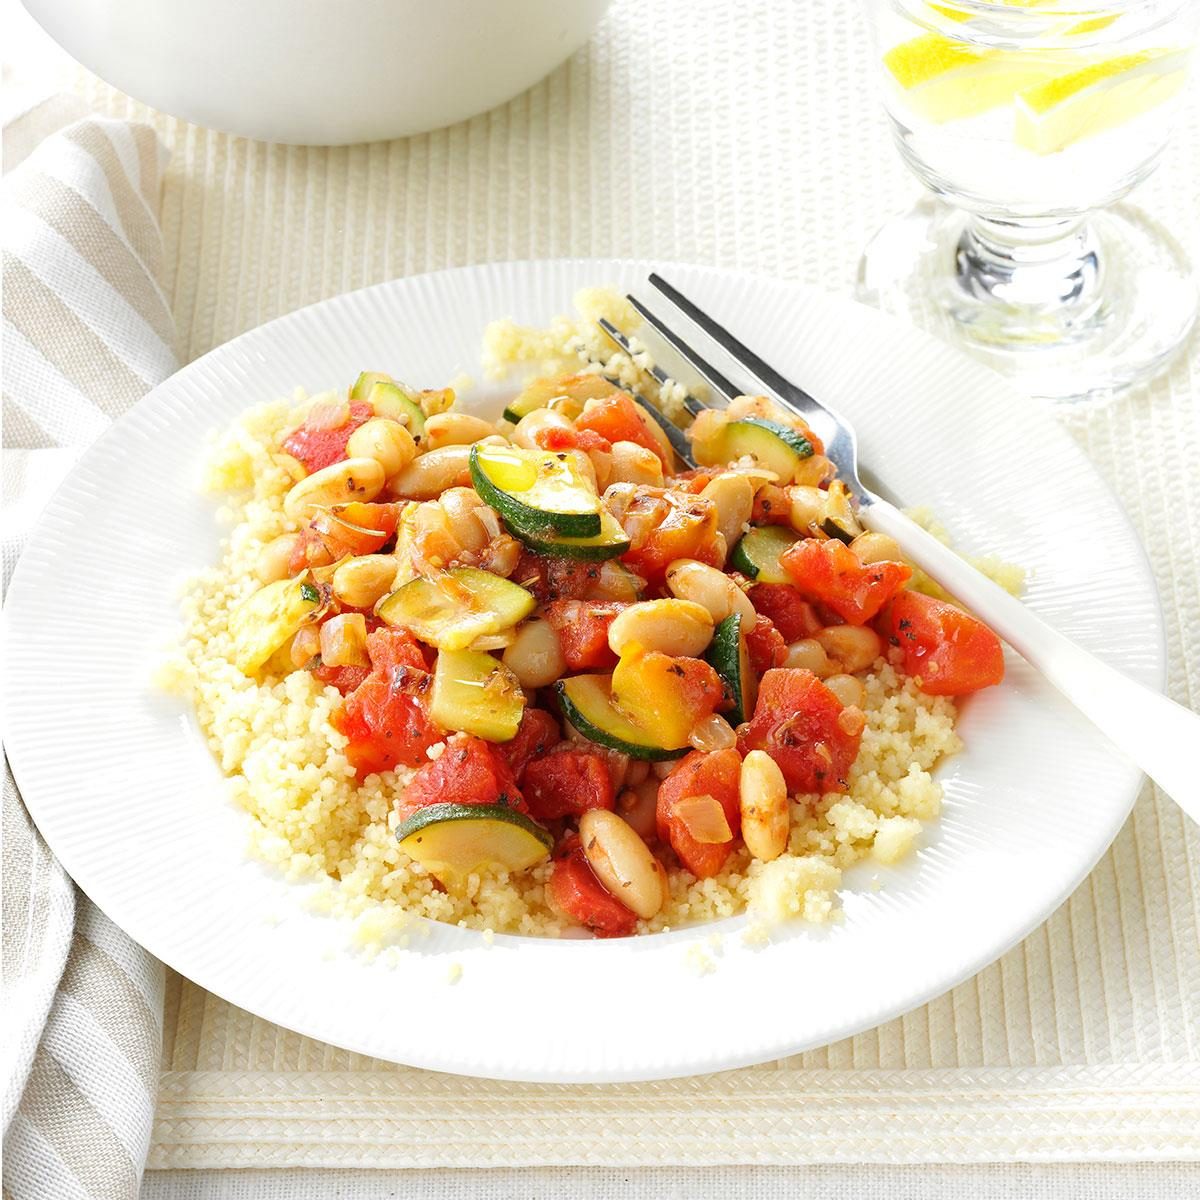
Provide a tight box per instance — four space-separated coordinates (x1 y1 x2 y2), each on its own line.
955 214 1102 314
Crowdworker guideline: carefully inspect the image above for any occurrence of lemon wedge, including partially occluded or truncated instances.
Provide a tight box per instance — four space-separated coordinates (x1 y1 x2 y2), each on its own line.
884 32 1080 123
1015 49 1189 153
926 2 1118 38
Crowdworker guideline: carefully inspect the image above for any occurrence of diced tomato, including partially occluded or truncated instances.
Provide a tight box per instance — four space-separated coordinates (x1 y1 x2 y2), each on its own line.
281 400 372 474
751 485 792 526
523 749 615 821
548 842 638 937
780 538 912 626
534 425 612 454
618 489 721 586
745 614 788 676
749 583 823 643
656 748 742 879
511 550 602 604
883 590 1004 696
738 668 862 794
543 600 626 670
332 629 440 775
363 627 426 672
397 733 528 822
312 663 371 695
289 501 403 573
576 393 668 466
667 466 722 495
500 708 562 780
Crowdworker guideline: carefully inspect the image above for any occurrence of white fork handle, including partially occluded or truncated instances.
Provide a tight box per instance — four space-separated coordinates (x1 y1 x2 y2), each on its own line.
863 497 1200 817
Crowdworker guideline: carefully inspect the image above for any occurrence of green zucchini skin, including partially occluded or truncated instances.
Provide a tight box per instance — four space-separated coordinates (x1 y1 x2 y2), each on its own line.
729 525 800 583
555 676 687 761
376 567 535 651
510 510 631 562
395 802 551 847
469 444 602 538
395 802 553 879
706 613 754 726
718 417 813 483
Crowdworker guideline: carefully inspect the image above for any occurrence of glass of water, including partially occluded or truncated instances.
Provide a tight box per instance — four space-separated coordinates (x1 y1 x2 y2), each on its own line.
857 1 1198 403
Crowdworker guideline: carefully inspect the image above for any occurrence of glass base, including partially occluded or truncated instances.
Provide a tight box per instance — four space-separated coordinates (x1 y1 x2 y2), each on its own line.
855 197 1197 405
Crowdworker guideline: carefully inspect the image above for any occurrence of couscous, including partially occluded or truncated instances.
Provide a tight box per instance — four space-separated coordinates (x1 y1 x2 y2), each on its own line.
165 291 1008 941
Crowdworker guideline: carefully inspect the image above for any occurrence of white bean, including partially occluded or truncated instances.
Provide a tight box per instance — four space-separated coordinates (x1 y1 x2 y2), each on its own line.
609 440 664 488
814 625 883 674
345 417 417 476
423 412 497 450
388 445 473 500
502 618 567 689
439 487 488 553
332 555 398 610
824 673 866 709
283 457 386 519
787 485 826 534
849 531 903 565
579 810 666 920
784 638 831 677
664 559 757 630
512 408 573 451
700 473 754 549
607 599 714 658
255 533 301 583
739 750 789 862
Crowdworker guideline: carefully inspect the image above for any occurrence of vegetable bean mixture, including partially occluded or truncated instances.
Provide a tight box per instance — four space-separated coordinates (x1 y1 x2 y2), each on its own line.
169 294 1009 943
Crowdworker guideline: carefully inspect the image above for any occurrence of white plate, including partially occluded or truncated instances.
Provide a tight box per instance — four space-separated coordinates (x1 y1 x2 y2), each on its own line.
3 260 1163 1083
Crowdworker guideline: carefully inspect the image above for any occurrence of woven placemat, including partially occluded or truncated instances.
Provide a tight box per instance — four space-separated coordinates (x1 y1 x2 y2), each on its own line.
66 0 1200 1166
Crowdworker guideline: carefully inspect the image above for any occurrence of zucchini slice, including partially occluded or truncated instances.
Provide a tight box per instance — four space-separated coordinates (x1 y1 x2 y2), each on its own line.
730 525 800 584
818 480 863 544
349 370 391 401
470 444 602 538
555 674 687 761
511 509 631 562
714 417 813 483
502 374 618 425
367 380 426 441
430 648 525 742
706 612 756 726
396 802 552 882
230 576 323 675
376 567 535 651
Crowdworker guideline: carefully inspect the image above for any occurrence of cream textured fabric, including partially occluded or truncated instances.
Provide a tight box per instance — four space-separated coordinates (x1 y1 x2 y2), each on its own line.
6 0 1200 1177
1 115 176 1198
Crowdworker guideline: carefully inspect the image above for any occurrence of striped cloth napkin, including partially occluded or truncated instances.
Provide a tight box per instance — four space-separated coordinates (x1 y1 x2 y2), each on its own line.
2 113 177 1199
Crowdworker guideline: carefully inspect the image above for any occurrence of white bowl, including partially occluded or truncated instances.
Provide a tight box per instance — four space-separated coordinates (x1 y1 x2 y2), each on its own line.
22 0 611 144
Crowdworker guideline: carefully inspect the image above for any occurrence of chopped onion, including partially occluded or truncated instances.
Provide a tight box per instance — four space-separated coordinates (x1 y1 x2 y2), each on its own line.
475 505 502 541
674 793 732 844
468 631 516 652
688 712 737 753
306 396 350 431
290 624 322 669
319 613 370 667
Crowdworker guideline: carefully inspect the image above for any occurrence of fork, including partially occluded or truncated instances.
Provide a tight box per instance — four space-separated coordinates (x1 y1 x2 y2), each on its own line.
598 273 1200 816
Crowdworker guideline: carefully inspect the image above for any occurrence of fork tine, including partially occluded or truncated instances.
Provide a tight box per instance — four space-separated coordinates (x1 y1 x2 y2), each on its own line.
624 295 743 404
629 393 697 469
647 273 823 421
597 318 705 417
